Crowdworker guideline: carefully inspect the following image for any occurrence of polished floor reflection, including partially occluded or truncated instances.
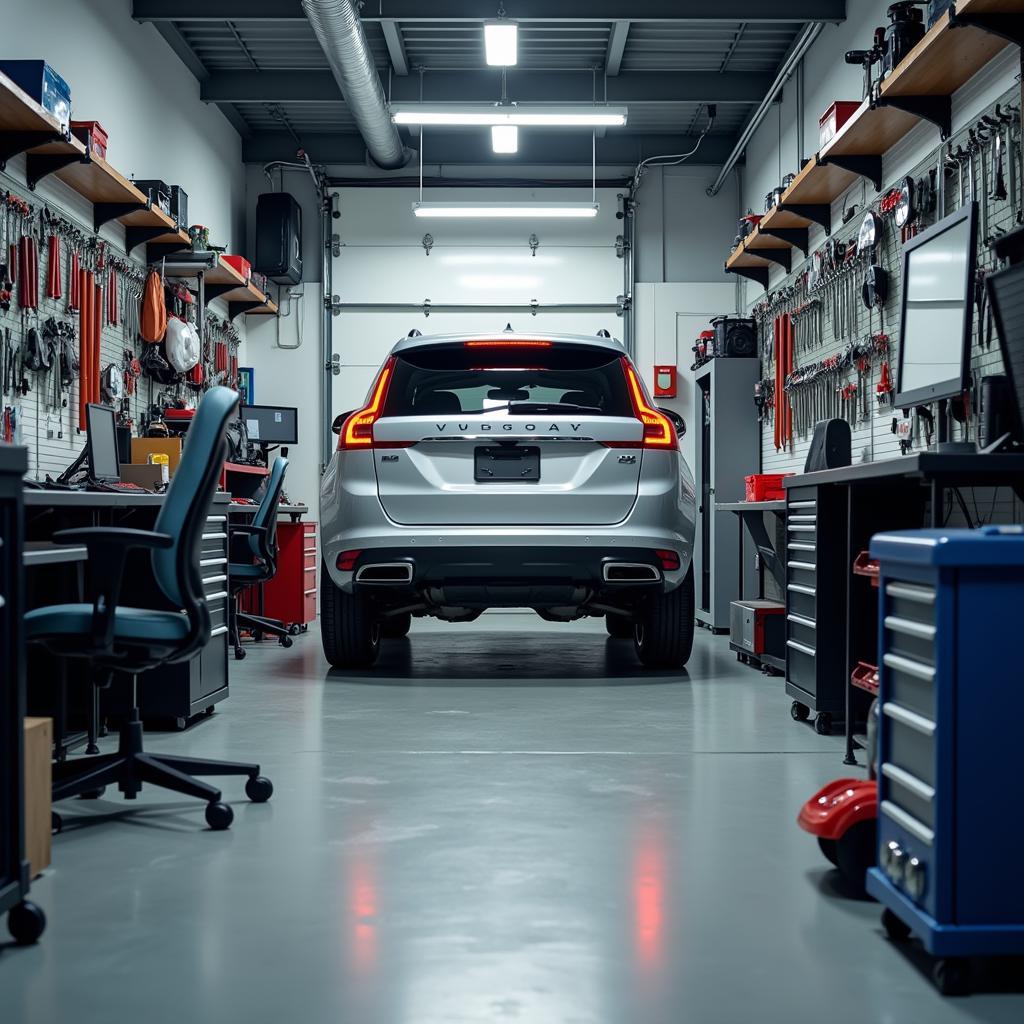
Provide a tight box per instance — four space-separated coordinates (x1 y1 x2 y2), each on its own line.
3 615 1022 1023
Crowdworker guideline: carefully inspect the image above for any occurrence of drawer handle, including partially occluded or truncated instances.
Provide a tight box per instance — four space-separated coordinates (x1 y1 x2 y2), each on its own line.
882 702 936 737
789 500 817 509
202 532 228 541
880 800 934 847
787 560 816 571
304 566 317 574
787 613 815 629
789 515 817 524
206 516 227 524
883 652 935 683
304 587 317 596
210 625 229 638
885 582 936 606
200 557 228 568
304 547 318 555
788 525 815 533
881 763 935 802
787 639 816 657
787 583 816 596
787 542 815 552
884 615 936 641
203 574 228 585
204 591 228 601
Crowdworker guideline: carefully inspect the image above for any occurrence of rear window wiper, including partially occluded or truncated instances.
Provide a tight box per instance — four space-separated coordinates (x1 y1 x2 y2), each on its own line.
473 402 604 415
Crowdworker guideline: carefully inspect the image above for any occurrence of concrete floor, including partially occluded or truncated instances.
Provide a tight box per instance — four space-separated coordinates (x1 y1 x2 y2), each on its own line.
2 616 1022 1023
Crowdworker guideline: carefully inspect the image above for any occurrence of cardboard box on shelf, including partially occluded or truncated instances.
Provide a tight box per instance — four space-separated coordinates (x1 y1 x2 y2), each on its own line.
24 717 52 878
120 463 168 490
130 437 183 474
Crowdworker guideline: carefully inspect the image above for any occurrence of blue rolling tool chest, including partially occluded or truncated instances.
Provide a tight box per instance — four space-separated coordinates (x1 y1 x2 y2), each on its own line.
866 526 1024 994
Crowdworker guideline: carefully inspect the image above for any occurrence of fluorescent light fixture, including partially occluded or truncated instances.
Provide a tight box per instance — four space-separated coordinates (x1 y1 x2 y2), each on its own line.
491 124 518 154
391 104 627 128
484 21 518 66
413 202 599 219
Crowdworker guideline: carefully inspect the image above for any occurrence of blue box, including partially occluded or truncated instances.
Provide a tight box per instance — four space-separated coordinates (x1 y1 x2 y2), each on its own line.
867 526 1024 960
0 60 71 129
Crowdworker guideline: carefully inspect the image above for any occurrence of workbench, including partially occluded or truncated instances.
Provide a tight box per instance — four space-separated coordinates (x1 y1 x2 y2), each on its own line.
783 452 1024 751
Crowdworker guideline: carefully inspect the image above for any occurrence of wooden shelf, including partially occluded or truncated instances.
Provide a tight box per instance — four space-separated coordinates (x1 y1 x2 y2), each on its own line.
164 255 278 319
726 245 771 271
821 99 920 160
0 72 70 155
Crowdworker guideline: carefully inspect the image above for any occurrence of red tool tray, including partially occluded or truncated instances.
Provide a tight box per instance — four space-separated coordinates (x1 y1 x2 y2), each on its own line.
852 550 880 587
851 661 879 696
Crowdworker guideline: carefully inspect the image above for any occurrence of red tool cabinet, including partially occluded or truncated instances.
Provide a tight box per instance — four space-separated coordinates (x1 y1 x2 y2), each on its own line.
258 520 318 628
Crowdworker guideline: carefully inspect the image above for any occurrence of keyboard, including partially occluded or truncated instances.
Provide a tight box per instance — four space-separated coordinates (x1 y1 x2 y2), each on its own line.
91 480 153 494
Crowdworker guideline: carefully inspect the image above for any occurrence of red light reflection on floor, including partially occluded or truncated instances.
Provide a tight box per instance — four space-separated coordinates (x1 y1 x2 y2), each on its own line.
634 823 665 970
349 852 377 974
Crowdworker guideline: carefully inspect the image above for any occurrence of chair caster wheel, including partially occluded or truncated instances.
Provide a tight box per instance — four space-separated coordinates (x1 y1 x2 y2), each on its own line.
245 775 273 802
8 900 46 945
234 647 246 661
253 630 264 643
933 957 971 996
791 701 810 722
85 743 100 755
51 812 63 835
814 712 833 736
205 801 234 830
175 717 187 731
78 786 105 800
288 624 300 635
280 635 293 648
205 706 215 716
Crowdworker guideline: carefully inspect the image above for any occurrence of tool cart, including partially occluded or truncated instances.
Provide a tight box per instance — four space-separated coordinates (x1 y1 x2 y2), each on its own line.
867 527 1024 995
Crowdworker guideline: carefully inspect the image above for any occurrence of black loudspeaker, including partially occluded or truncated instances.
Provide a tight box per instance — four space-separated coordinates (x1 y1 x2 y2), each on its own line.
115 426 132 467
255 193 302 285
712 315 757 358
804 418 851 472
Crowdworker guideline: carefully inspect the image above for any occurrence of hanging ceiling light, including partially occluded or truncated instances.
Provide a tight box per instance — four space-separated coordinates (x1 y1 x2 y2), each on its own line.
491 125 518 154
413 202 599 219
484 21 518 66
391 104 627 127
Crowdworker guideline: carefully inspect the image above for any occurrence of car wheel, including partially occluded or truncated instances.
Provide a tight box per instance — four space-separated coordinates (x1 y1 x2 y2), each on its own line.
605 614 633 639
634 566 695 669
382 612 412 638
321 565 381 668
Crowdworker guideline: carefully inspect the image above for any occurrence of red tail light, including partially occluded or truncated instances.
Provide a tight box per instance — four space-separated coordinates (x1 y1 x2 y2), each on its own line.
656 549 680 571
337 356 414 451
602 359 678 449
464 340 553 348
337 550 362 572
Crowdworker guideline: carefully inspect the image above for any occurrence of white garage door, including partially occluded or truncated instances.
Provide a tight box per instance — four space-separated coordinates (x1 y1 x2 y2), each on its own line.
330 186 626 419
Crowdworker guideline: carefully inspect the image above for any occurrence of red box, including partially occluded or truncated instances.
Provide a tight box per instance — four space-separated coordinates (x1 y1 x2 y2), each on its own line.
70 120 108 159
222 254 252 282
261 521 318 628
818 101 860 148
744 473 793 502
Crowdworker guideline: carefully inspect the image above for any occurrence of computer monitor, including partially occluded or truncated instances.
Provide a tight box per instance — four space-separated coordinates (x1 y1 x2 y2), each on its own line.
240 405 298 446
987 258 1024 447
895 203 978 410
86 403 120 482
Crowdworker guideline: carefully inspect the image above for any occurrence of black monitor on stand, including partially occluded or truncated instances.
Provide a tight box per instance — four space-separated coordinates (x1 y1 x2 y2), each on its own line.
239 405 298 464
894 202 978 452
986 225 1024 452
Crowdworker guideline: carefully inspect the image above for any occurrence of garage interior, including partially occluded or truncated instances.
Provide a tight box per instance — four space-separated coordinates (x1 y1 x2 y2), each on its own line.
2 0 1024 1020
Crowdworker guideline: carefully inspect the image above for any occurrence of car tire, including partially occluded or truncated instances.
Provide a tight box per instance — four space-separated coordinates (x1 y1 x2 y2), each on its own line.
382 612 412 639
605 614 633 639
634 566 695 669
321 566 381 668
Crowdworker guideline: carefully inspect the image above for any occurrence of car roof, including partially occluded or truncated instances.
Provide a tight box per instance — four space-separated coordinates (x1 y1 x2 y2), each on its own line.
391 331 626 356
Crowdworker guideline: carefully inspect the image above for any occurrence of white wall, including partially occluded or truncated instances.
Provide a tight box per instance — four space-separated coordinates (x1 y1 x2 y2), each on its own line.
2 0 246 249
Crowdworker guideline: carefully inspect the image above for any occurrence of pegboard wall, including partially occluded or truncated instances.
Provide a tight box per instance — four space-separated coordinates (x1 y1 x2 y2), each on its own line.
741 74 1024 526
1 155 242 482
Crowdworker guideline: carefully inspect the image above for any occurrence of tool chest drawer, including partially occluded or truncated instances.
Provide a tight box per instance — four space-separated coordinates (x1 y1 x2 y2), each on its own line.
868 528 1024 943
261 520 318 627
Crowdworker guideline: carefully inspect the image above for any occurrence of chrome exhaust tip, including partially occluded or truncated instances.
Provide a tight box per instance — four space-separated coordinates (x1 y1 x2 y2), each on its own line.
602 563 661 584
355 563 414 584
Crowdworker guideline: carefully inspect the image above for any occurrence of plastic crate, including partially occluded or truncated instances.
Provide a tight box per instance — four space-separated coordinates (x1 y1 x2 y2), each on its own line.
744 473 792 502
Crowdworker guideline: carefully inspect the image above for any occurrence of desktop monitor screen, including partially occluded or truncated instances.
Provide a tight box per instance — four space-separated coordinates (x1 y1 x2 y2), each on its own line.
86 403 120 482
895 203 977 409
241 405 298 445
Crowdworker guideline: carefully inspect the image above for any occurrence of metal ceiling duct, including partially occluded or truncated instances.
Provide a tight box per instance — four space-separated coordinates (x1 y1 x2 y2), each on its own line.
300 0 409 169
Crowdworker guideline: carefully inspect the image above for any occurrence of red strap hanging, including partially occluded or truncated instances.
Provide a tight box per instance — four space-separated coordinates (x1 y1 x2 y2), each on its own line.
69 250 81 312
47 234 62 300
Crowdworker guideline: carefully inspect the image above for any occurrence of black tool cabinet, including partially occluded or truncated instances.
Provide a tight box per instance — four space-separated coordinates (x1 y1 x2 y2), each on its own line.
0 446 46 945
783 481 848 734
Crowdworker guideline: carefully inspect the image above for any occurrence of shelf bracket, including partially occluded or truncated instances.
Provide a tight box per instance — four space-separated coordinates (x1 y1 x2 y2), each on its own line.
204 283 238 302
125 225 176 255
758 226 809 256
949 10 1024 46
228 299 265 320
0 129 63 170
25 148 87 191
725 264 770 291
93 201 149 233
144 240 191 263
749 247 792 272
874 94 952 140
818 152 883 194
777 202 832 235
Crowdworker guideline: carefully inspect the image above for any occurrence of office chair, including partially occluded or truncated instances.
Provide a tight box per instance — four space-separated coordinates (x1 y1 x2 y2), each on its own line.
228 456 293 661
25 387 273 831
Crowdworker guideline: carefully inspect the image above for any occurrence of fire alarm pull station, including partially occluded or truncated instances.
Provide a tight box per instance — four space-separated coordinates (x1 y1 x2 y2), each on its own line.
654 365 678 398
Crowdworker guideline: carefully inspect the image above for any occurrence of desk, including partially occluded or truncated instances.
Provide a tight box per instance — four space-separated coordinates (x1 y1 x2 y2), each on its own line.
23 542 88 567
783 452 1024 752
23 489 232 730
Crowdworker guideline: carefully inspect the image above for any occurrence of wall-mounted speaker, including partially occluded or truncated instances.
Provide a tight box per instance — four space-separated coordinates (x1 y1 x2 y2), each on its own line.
255 193 302 285
712 315 757 358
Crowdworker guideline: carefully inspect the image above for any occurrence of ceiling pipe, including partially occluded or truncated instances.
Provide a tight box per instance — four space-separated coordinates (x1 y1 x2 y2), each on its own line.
300 0 410 169
706 22 823 197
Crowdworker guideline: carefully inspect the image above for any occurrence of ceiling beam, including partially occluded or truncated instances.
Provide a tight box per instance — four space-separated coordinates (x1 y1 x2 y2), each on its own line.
203 69 774 105
605 21 629 77
134 0 845 23
242 130 741 166
381 20 409 77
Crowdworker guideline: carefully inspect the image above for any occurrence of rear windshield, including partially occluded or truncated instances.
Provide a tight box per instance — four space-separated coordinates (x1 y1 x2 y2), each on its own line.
384 345 632 417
